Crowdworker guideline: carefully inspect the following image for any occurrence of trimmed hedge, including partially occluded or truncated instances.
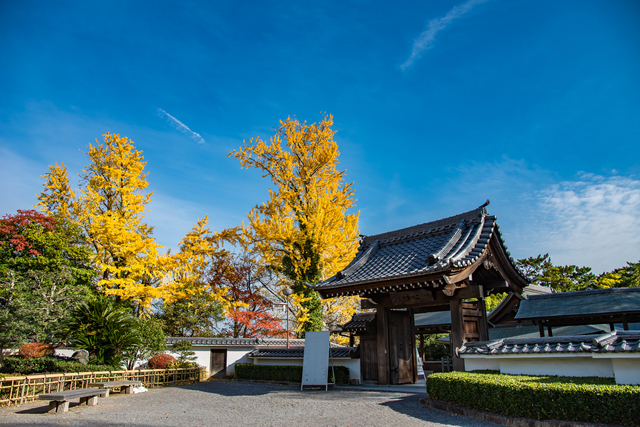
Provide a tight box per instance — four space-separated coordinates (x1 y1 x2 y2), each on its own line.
235 364 350 384
1 356 117 375
427 372 640 426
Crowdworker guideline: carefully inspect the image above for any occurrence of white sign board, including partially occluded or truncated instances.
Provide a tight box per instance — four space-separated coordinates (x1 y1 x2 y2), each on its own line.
301 331 331 390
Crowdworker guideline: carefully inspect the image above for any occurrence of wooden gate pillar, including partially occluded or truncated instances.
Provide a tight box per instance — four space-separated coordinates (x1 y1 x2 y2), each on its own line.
450 299 465 371
376 307 390 385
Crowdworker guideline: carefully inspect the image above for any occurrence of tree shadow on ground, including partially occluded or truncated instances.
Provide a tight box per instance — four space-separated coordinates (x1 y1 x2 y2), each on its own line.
175 379 299 397
378 394 498 427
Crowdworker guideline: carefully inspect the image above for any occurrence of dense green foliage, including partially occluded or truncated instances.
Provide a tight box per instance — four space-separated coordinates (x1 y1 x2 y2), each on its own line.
283 235 324 335
516 254 622 292
616 261 640 288
1 356 116 375
65 297 140 365
419 334 450 361
427 372 640 426
155 292 224 337
0 210 95 360
122 317 166 369
234 363 350 384
171 340 197 367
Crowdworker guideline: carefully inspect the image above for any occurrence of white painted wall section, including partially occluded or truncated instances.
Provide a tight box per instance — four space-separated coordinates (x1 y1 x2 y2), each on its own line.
612 359 640 385
498 356 614 378
463 358 500 372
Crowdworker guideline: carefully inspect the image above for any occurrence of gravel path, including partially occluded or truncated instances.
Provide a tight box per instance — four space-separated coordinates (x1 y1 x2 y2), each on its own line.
0 380 498 427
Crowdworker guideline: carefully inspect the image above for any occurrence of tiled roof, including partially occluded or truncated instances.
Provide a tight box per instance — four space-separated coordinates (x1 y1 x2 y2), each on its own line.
341 312 375 332
247 347 356 358
316 205 525 293
166 337 346 348
165 337 307 347
515 287 640 320
415 311 451 328
458 331 640 356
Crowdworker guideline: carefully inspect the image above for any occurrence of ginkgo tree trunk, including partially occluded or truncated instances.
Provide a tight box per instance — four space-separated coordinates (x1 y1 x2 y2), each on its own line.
230 115 360 334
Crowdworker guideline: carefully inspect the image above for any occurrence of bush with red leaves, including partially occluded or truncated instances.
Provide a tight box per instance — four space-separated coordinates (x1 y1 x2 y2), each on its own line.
148 353 176 369
19 342 55 359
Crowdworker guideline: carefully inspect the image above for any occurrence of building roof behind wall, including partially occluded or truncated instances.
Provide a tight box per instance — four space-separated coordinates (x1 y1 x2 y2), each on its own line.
458 330 640 356
515 287 640 322
247 347 356 358
165 337 345 348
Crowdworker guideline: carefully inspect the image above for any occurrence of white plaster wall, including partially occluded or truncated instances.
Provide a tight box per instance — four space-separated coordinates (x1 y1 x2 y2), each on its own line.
463 358 500 372
225 347 254 376
252 357 361 382
54 348 75 358
499 356 614 378
612 359 640 385
167 348 211 373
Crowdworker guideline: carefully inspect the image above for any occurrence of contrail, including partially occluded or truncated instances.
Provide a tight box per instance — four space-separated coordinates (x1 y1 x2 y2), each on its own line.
401 0 490 71
158 108 206 145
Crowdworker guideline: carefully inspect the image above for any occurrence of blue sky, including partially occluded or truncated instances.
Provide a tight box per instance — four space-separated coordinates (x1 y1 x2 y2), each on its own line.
1 0 639 274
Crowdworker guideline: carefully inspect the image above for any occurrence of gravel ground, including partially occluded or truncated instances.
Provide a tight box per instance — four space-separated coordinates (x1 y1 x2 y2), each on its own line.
0 380 498 427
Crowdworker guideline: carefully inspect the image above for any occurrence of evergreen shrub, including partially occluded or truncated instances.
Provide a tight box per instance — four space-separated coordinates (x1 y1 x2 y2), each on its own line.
427 371 640 426
1 356 116 375
234 364 350 384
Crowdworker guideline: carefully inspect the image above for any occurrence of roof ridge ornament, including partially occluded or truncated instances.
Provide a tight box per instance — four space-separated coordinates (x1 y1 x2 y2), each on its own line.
427 219 465 265
336 239 380 280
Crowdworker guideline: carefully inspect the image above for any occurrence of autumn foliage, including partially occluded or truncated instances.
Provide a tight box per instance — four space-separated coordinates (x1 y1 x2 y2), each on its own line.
36 133 237 315
0 210 57 259
148 353 176 369
19 342 55 359
230 115 360 333
210 256 286 338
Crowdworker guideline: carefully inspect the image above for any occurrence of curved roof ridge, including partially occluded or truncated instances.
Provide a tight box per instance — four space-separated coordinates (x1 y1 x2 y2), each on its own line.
336 240 379 279
449 215 488 266
361 206 485 247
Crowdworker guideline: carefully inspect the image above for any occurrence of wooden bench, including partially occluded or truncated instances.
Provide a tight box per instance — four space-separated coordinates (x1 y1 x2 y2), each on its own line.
88 380 142 397
39 388 108 413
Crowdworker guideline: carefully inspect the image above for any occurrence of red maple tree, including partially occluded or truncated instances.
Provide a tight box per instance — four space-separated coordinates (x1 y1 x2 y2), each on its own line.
0 210 57 257
208 255 288 339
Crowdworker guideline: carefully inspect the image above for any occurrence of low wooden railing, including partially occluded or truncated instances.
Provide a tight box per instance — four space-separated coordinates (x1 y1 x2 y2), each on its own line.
0 367 207 407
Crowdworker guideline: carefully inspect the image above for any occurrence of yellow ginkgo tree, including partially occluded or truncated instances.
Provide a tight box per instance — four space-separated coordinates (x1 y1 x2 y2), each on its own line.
230 115 360 333
37 133 234 315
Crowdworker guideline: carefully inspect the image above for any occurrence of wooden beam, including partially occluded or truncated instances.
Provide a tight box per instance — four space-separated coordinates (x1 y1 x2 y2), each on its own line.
376 308 390 385
477 298 489 341
450 299 465 372
318 273 449 298
361 286 482 310
547 326 553 337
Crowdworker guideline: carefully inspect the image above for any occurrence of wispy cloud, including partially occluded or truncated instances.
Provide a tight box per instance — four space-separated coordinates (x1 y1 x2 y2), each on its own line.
158 108 206 145
401 0 490 71
535 174 640 272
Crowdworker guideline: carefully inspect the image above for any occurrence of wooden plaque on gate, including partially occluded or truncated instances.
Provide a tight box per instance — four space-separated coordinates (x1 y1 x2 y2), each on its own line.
389 289 433 306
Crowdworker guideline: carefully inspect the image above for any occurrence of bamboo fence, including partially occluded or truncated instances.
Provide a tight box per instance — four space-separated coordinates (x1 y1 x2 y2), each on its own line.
0 367 207 407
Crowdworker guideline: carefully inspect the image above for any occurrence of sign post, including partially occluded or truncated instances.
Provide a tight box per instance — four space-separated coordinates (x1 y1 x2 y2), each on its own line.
301 331 331 391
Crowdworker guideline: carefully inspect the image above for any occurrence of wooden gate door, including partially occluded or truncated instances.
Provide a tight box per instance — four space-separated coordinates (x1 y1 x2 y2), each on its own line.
360 338 378 383
388 310 415 384
210 349 227 379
